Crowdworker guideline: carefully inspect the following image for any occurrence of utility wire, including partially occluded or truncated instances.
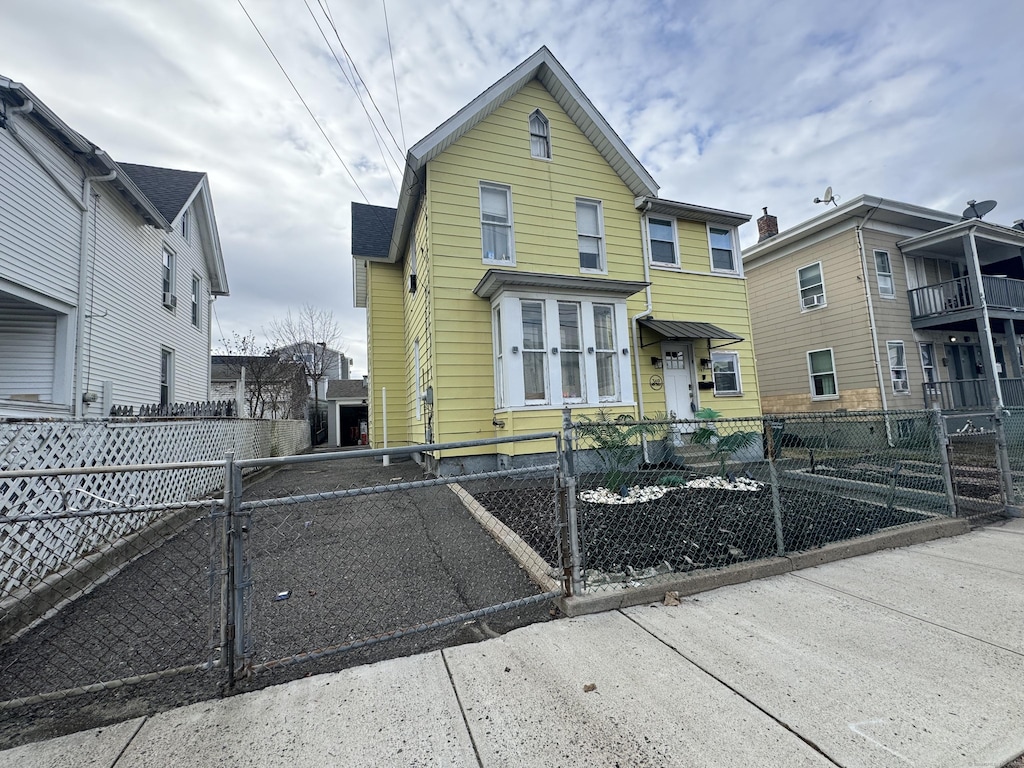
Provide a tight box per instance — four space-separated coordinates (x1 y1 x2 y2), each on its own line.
382 0 407 154
236 0 375 206
304 0 401 191
316 0 406 161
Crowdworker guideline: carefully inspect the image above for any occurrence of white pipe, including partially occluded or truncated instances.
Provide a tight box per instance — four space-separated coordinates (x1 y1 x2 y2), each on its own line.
382 386 389 466
632 203 655 461
73 169 117 417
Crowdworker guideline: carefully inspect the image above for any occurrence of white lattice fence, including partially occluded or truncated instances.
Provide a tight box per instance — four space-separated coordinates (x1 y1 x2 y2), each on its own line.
0 419 309 598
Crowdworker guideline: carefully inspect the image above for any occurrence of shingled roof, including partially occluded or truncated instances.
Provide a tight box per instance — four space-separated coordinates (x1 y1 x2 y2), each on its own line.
326 379 368 400
351 203 397 259
118 163 206 224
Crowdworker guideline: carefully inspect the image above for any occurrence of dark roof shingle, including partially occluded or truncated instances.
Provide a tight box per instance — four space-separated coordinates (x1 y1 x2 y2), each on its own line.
118 163 205 224
326 379 368 399
351 203 397 258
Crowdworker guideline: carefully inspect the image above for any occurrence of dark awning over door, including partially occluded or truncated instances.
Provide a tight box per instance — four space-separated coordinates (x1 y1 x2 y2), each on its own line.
638 318 743 343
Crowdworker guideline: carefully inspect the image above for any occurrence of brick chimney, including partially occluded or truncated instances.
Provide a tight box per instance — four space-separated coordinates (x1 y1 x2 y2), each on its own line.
757 207 779 242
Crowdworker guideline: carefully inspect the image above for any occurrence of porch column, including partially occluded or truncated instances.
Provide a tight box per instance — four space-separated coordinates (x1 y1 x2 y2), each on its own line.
1004 319 1023 378
964 229 1003 407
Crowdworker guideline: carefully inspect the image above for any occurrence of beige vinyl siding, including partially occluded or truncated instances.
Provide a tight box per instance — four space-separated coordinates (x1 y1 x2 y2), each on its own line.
860 228 922 404
366 260 408 446
748 229 880 412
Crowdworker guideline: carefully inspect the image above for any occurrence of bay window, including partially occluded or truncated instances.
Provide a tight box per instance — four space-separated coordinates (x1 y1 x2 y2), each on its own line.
521 301 547 402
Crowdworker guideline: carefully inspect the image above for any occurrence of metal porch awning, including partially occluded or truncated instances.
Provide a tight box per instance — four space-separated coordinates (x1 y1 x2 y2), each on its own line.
638 318 744 348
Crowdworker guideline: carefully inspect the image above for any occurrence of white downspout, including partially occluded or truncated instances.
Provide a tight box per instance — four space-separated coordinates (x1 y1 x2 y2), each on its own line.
855 203 893 445
632 202 655 460
74 168 117 417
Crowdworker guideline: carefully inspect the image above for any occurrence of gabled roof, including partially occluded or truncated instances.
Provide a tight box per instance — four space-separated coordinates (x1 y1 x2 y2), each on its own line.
118 163 205 224
381 46 660 265
351 203 398 258
326 379 368 400
0 76 169 230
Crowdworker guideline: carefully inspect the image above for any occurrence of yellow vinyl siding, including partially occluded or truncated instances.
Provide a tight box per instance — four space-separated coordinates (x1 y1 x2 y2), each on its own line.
403 199 432 442
366 260 408 446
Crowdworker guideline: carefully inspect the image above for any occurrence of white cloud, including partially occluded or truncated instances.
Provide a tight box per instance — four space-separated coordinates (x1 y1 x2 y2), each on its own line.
5 0 1023 375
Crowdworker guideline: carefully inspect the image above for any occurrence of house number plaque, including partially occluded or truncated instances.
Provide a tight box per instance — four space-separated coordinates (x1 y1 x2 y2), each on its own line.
649 375 663 390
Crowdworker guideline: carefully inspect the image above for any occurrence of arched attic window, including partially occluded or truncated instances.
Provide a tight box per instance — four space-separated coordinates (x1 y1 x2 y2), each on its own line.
529 110 550 159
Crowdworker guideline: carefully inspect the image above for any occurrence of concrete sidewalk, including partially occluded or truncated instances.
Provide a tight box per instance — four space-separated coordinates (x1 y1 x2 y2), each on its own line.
4 518 1024 767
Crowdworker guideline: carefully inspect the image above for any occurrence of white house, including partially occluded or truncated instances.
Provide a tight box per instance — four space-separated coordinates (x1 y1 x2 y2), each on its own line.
0 76 229 418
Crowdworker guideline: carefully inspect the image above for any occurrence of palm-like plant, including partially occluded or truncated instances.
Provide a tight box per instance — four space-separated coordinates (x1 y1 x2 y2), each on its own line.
575 410 665 491
690 407 760 477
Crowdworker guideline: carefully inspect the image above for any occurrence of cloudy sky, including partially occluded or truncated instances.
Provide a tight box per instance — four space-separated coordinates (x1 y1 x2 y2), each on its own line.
5 0 1023 375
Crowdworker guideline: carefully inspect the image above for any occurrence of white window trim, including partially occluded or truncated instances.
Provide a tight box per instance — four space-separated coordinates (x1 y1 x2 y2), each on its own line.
707 224 741 276
493 308 505 409
190 274 201 328
887 340 909 395
645 214 679 269
492 291 633 410
711 350 742 396
919 342 937 393
160 347 174 406
874 249 895 298
807 347 839 400
479 181 516 266
180 209 190 241
528 109 551 161
576 198 606 275
162 247 177 311
593 303 619 402
797 261 826 311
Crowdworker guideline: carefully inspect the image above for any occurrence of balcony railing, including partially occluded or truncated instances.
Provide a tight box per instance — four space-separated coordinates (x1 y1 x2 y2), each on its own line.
923 378 1024 410
909 275 1024 320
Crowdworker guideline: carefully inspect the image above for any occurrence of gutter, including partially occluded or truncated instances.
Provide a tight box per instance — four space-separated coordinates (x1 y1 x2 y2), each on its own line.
73 169 117 417
631 202 655 461
855 202 893 445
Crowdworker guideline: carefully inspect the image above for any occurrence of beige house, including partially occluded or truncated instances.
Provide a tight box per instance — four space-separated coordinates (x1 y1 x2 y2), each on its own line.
743 196 1024 414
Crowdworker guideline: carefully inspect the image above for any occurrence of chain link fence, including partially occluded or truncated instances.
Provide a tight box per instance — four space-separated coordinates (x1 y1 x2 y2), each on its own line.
563 409 957 593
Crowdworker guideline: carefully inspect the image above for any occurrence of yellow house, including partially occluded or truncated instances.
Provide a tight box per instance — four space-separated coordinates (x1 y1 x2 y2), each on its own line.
352 47 761 474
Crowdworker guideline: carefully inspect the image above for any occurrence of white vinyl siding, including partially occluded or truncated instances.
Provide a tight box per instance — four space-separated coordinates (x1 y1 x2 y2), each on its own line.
798 262 826 310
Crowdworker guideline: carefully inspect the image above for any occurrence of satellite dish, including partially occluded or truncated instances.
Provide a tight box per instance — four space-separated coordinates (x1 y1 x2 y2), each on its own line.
813 186 839 207
962 199 997 220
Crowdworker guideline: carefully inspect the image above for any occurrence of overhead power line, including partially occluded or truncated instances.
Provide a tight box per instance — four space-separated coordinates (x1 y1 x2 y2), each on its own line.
382 0 407 154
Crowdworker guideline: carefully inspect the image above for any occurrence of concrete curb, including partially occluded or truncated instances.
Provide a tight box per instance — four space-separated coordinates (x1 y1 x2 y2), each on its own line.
448 482 560 593
556 516 970 617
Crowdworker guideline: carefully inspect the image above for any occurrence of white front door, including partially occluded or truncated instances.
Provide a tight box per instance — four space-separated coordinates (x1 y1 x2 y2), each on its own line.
663 343 697 431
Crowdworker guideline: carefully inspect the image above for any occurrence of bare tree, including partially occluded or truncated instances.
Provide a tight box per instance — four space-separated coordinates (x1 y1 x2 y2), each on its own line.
268 305 345 441
217 332 306 419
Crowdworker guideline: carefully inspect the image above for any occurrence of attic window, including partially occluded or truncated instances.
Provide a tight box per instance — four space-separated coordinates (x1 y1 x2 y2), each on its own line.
529 110 550 159
180 210 190 241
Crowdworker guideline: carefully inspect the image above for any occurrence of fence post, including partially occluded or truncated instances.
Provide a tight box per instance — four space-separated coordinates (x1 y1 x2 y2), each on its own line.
931 405 957 517
992 407 1019 514
765 418 785 556
220 451 235 687
558 409 583 596
229 458 250 679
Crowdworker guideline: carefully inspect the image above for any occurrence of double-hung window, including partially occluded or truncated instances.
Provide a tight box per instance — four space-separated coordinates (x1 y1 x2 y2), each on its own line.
162 247 176 308
160 348 174 406
888 341 909 394
709 226 738 273
480 182 514 264
521 301 547 402
529 110 550 159
493 309 504 407
593 304 618 400
190 275 201 327
798 262 825 310
558 302 584 401
807 348 837 398
711 351 741 395
875 250 895 297
180 210 190 241
920 342 937 391
576 199 604 272
647 217 678 266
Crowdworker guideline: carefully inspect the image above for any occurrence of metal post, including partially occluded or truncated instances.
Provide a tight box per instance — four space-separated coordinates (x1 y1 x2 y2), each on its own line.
230 460 249 673
932 406 957 517
221 452 235 687
992 407 1018 513
765 419 785 556
559 409 583 596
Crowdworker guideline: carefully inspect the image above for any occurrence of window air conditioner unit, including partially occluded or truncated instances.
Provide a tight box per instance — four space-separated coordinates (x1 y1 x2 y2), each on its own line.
802 294 824 309
163 292 178 308
894 380 910 392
